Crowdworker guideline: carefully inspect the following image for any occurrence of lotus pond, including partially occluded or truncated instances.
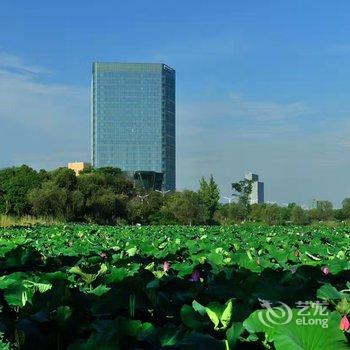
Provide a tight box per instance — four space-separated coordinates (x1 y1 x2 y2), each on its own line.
0 224 349 349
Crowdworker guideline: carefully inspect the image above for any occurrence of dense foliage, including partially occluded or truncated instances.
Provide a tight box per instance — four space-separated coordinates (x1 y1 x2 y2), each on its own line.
1 165 350 226
0 224 349 349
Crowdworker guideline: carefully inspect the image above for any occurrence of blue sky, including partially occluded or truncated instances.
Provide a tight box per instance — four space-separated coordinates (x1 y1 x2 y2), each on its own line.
1 0 350 206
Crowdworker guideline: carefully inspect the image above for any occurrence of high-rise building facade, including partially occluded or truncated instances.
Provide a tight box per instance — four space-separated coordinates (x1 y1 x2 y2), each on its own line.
245 172 264 204
92 63 176 190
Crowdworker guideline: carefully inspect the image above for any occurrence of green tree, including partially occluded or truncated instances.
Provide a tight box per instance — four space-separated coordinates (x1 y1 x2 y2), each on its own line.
74 168 133 223
52 168 77 191
214 202 247 224
26 166 133 223
213 204 230 225
249 203 265 222
198 175 220 223
127 191 164 224
165 191 208 225
315 200 333 221
290 205 309 225
51 168 80 219
261 204 284 225
333 208 344 221
342 198 350 219
93 167 134 196
85 188 124 224
232 179 252 220
28 183 69 219
280 203 297 222
0 165 43 215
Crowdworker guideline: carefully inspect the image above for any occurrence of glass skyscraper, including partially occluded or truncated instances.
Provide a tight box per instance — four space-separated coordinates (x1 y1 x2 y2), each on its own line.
92 63 176 190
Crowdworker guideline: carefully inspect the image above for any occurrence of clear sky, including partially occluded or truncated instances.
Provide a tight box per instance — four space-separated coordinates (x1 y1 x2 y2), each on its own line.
1 0 350 206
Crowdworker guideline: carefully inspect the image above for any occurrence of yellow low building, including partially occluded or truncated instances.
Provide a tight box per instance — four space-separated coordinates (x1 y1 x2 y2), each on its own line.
68 162 91 176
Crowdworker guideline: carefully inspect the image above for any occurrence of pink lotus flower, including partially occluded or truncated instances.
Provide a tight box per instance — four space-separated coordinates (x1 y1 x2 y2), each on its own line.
100 253 107 260
322 267 330 275
340 315 350 331
163 261 170 272
189 270 200 282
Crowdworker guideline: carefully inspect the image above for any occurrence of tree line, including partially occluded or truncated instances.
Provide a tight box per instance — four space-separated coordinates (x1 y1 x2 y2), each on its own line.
1 165 350 225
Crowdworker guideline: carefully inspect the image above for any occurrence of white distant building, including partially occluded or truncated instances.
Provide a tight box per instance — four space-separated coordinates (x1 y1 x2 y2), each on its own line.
245 173 264 204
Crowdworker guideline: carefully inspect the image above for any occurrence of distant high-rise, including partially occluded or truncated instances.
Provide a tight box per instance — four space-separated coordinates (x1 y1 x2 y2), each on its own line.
92 62 176 190
245 172 264 204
